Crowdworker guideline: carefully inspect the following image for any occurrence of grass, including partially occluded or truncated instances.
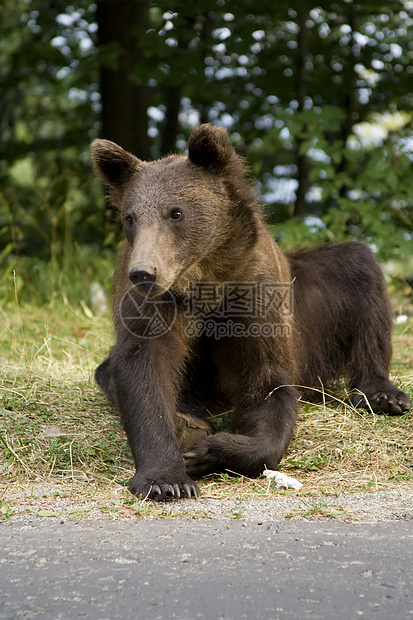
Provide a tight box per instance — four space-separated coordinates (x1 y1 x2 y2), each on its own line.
284 493 354 520
0 267 412 520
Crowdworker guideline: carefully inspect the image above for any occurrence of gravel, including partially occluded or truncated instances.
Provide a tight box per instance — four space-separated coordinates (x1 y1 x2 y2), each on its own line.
2 485 413 522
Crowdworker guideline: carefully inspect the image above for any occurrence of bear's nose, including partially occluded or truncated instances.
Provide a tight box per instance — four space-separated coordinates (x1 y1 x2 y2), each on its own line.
129 267 157 285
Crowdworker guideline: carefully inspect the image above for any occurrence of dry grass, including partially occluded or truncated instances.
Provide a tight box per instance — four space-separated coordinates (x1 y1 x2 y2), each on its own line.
0 297 412 519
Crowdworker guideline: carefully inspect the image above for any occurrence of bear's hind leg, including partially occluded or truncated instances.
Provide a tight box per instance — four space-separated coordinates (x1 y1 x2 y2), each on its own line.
350 377 411 416
342 267 411 416
345 319 411 416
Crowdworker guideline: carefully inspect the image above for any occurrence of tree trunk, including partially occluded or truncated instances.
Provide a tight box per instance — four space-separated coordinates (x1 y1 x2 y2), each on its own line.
96 0 151 159
294 7 309 217
338 12 357 200
160 86 182 155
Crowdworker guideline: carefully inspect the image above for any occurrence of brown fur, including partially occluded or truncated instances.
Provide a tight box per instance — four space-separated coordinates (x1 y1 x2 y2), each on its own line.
91 124 411 501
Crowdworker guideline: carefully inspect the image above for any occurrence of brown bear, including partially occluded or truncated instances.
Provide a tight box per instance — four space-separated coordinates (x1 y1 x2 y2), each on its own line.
91 124 411 501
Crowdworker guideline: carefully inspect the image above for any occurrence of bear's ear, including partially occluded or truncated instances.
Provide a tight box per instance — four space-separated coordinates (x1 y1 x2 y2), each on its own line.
187 124 234 172
91 139 142 192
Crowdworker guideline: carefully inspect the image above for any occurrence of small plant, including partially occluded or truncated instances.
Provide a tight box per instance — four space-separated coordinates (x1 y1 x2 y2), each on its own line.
38 510 57 518
228 506 246 519
0 500 15 520
128 501 152 517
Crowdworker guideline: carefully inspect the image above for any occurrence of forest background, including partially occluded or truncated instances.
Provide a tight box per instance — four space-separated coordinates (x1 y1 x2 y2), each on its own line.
1 0 413 307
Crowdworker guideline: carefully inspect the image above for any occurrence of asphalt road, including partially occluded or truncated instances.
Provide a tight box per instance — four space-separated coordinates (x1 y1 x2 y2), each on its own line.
0 519 412 620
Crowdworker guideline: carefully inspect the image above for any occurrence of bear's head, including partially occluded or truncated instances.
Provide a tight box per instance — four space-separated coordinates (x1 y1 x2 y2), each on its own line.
91 124 261 297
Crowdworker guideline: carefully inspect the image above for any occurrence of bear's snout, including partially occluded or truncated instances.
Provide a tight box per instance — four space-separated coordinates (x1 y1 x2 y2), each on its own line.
129 265 157 286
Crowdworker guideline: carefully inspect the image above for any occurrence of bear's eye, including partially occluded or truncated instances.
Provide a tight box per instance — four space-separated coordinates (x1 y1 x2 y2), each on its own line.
124 215 134 227
170 208 183 221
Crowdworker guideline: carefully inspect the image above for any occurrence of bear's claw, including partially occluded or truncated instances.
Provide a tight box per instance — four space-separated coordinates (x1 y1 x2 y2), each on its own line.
129 472 199 501
151 484 162 497
183 483 198 499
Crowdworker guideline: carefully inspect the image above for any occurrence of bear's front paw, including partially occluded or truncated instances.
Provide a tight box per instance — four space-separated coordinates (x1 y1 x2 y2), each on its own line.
184 437 220 478
129 471 199 501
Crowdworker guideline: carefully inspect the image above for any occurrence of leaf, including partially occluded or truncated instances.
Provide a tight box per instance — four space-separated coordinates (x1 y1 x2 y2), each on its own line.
386 169 398 191
228 506 246 519
38 510 57 517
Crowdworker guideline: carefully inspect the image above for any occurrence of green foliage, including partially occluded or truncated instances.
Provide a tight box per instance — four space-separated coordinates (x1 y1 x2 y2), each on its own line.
0 244 116 307
0 0 412 274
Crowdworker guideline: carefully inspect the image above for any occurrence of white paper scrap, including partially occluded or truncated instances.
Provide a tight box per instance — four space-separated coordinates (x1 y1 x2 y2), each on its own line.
263 469 303 490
